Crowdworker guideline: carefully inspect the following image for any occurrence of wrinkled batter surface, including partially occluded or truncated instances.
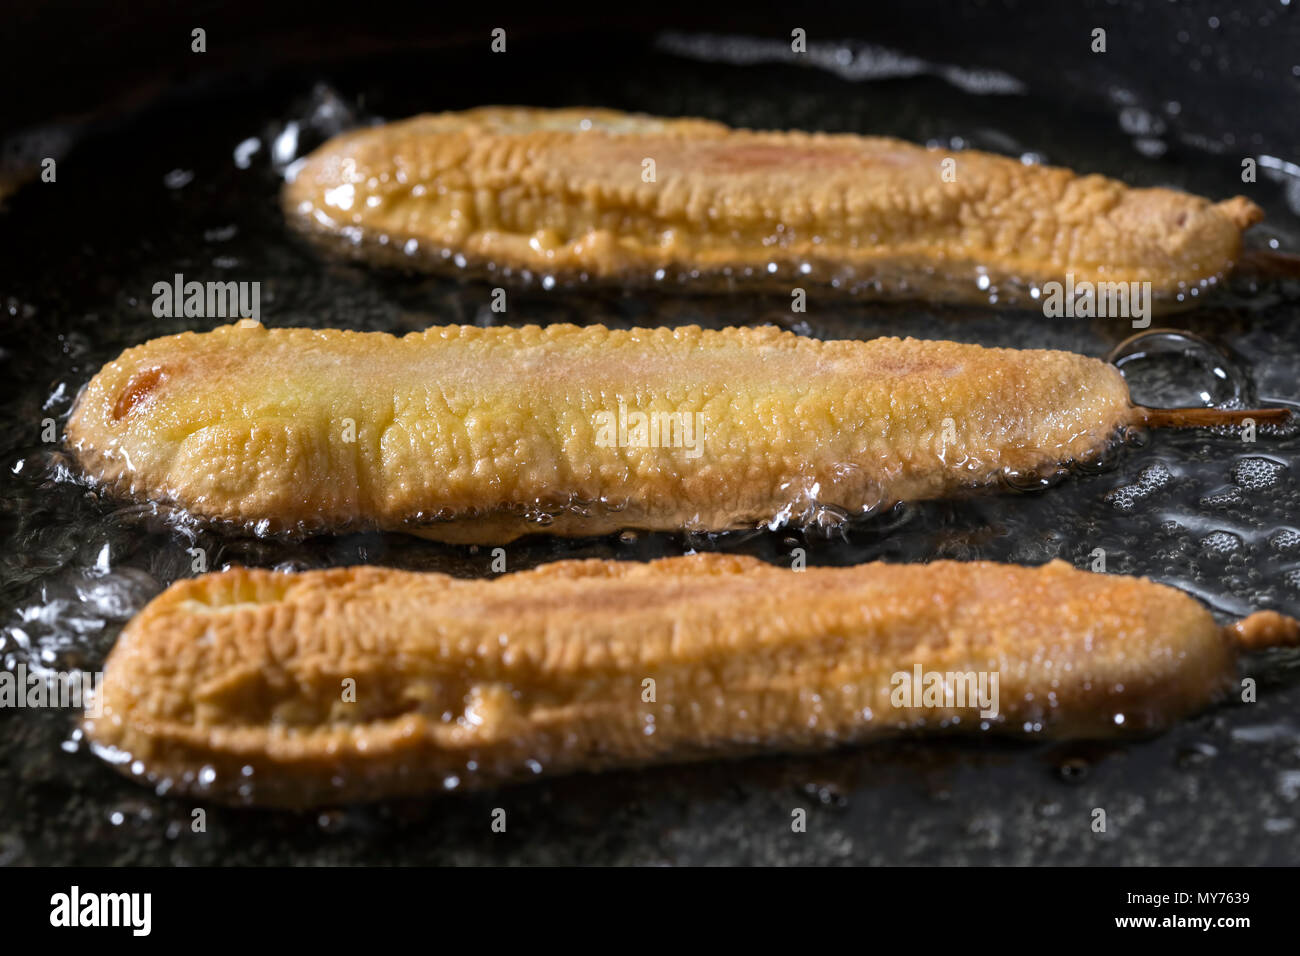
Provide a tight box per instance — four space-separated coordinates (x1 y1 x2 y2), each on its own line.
85 555 1234 806
66 322 1136 541
283 107 1261 304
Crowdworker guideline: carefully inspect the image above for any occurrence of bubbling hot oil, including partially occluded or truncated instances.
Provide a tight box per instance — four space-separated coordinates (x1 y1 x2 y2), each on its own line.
1 38 1298 855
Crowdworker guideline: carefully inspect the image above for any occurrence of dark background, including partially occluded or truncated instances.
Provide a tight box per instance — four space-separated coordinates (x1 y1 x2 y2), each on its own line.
4 0 1298 159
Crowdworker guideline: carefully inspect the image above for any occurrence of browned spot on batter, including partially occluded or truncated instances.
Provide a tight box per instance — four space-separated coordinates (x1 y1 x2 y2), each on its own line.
686 142 890 173
867 356 957 377
598 139 898 176
112 366 165 421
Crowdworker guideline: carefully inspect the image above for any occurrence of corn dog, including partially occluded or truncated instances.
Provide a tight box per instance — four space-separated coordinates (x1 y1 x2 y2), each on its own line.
83 554 1298 807
66 322 1285 543
282 107 1262 308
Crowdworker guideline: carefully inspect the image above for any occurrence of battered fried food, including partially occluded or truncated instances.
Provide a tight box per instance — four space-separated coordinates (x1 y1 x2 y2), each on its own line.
282 107 1262 308
82 554 1298 807
66 322 1284 543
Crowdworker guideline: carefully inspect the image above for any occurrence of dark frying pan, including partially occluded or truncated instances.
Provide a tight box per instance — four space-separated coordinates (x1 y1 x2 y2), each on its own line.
1 0 1298 865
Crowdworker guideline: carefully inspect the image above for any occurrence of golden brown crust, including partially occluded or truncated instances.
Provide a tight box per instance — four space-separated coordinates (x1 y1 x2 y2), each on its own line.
84 555 1235 806
283 107 1261 305
1229 610 1300 651
66 322 1137 542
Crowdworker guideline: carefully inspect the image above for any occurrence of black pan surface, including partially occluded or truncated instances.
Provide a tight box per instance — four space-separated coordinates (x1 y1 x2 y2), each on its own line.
2 12 1299 865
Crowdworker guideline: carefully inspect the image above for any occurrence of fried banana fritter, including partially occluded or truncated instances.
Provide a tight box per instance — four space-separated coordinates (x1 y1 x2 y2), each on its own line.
283 107 1262 306
84 554 1297 807
67 322 1149 542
